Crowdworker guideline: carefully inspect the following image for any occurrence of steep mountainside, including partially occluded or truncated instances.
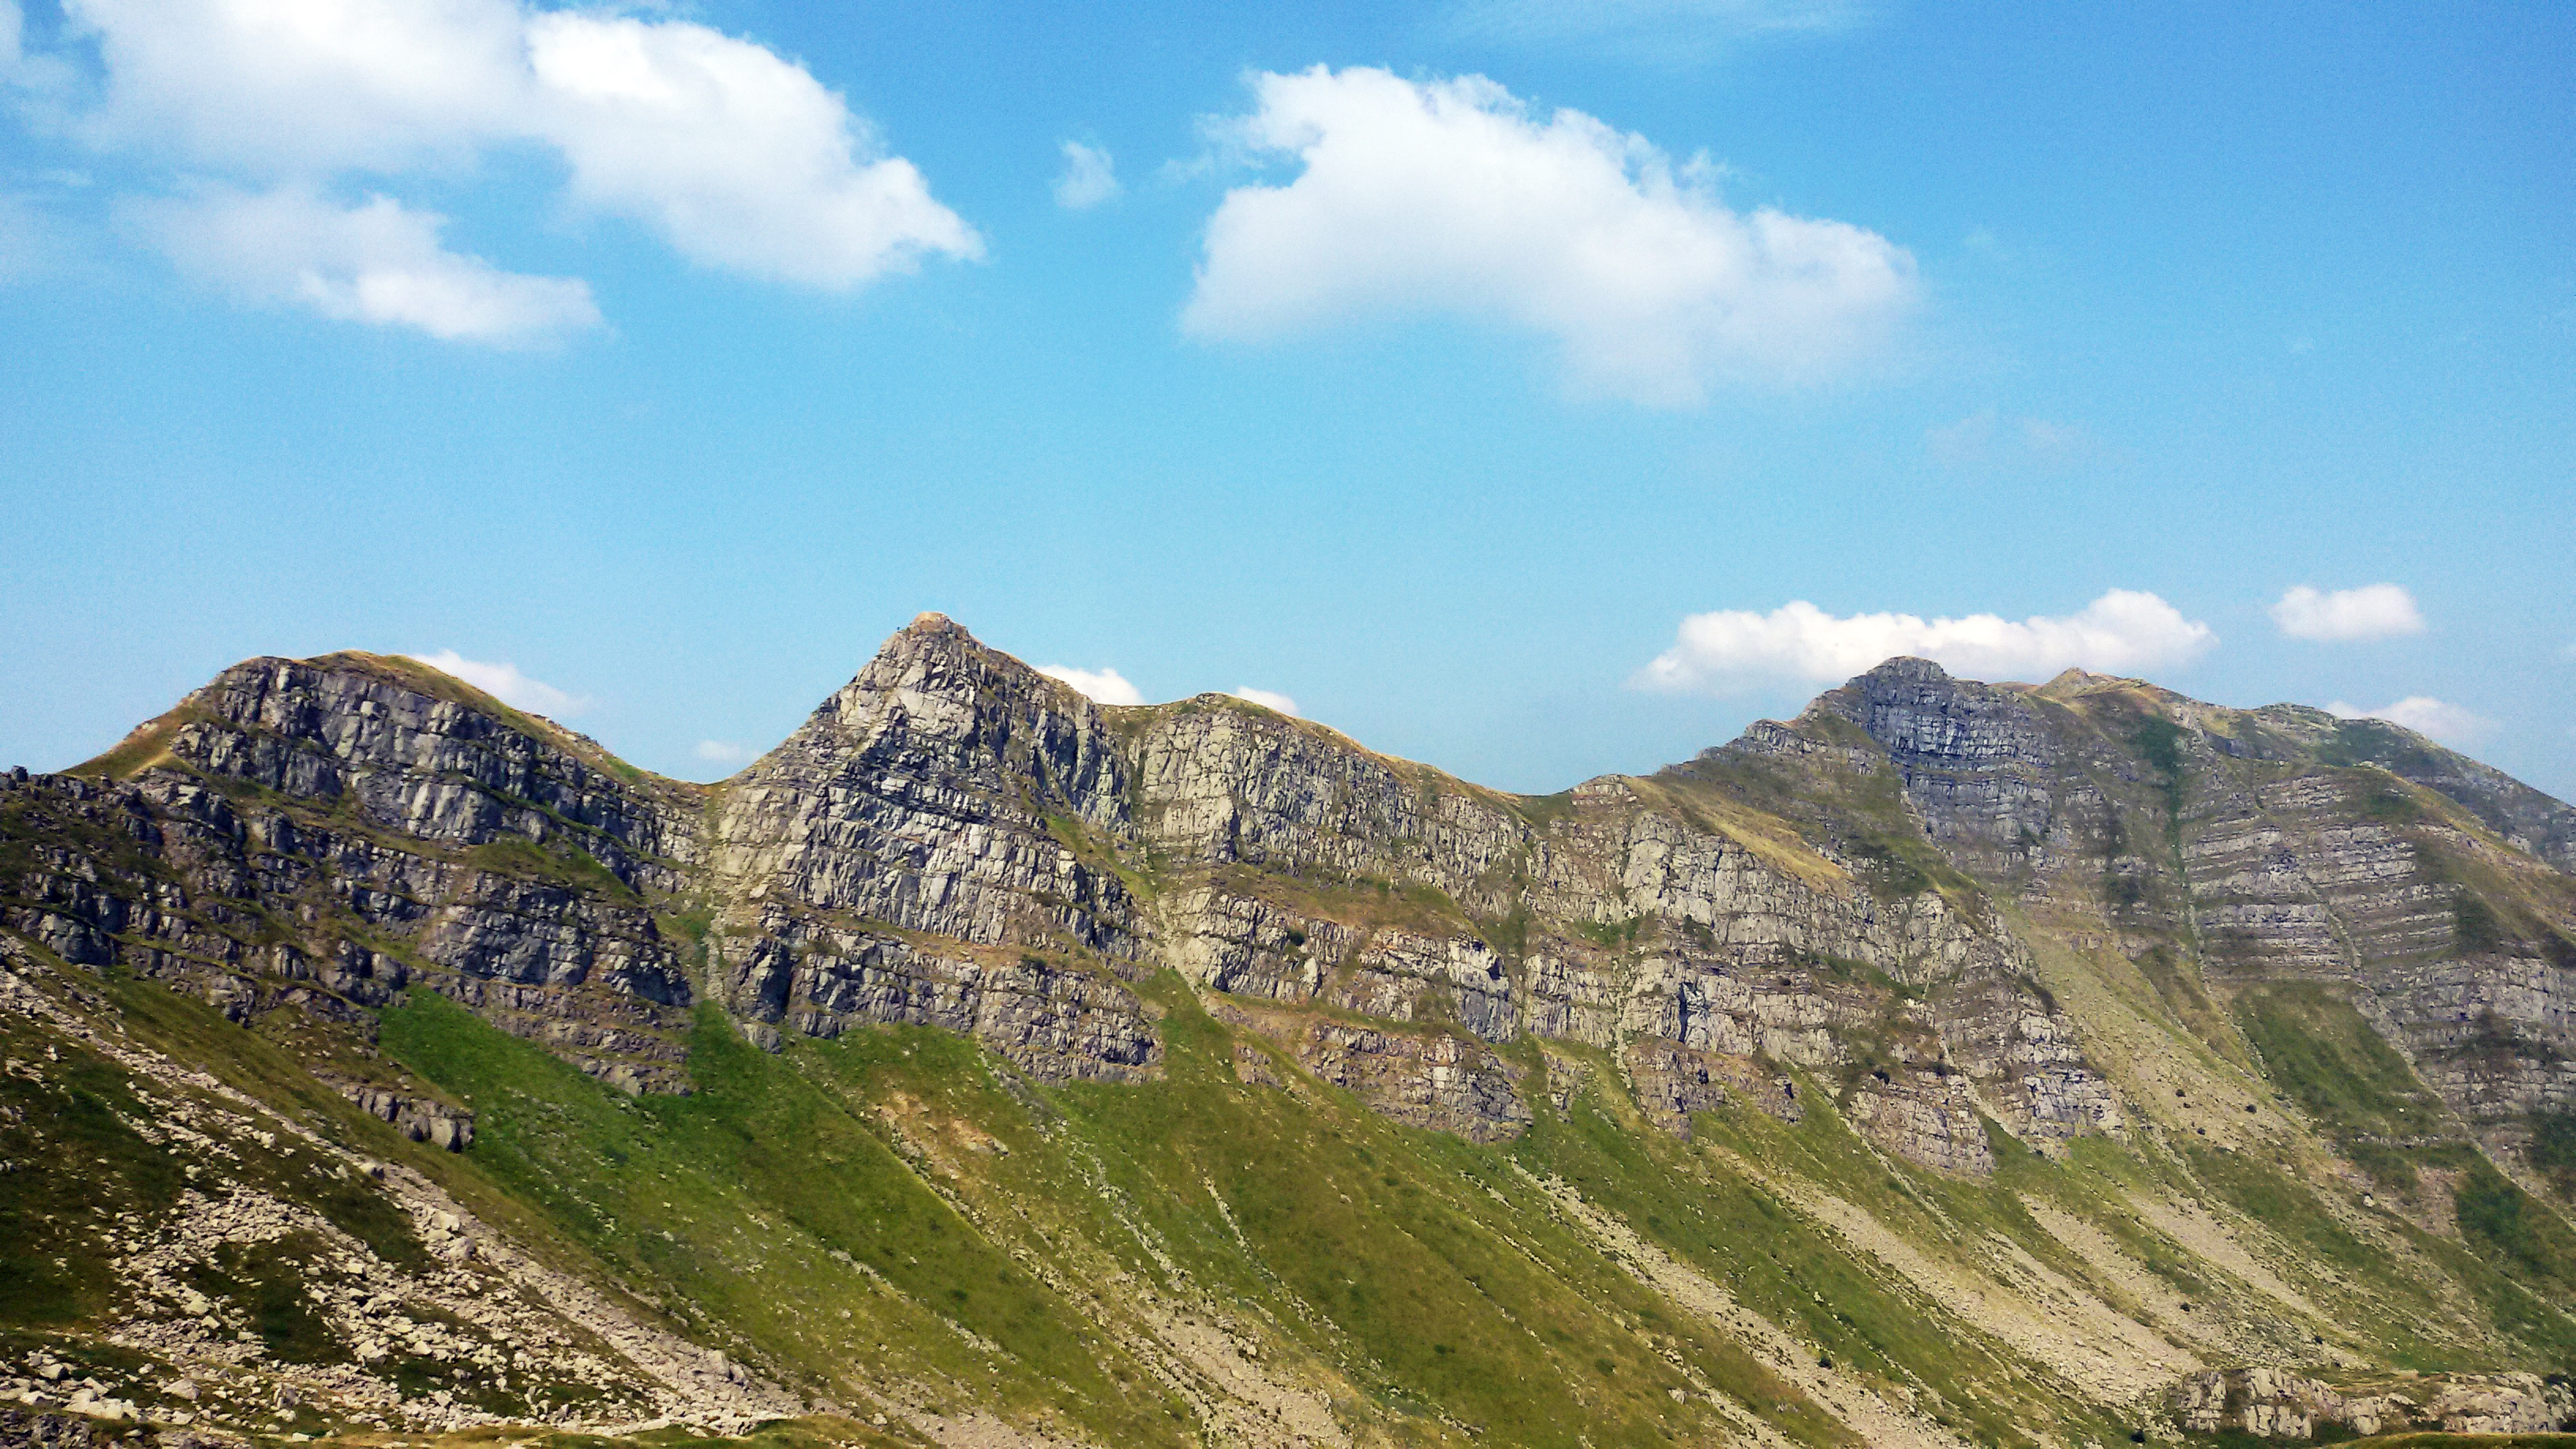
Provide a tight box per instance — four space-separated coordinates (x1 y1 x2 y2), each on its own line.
4 618 2574 1449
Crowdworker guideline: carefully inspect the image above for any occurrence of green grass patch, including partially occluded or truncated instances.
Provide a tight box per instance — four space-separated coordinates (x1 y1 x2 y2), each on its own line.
462 838 637 901
2239 985 2445 1144
380 990 1186 1445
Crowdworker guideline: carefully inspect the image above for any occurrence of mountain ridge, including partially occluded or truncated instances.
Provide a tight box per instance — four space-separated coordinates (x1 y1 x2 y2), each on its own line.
4 616 2574 1449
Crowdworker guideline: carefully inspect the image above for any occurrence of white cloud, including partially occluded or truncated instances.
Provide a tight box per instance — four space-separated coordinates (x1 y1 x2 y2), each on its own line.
693 739 748 765
1181 66 1915 406
1053 140 1119 209
2269 583 2425 643
38 0 977 331
408 650 590 717
2327 697 2492 747
65 0 530 170
1227 687 1300 716
130 185 598 344
1036 665 1145 707
525 11 979 288
1638 589 2216 691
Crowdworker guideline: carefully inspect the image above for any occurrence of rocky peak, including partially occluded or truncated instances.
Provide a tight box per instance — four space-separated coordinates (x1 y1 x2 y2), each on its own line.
110 652 695 871
701 619 1150 1054
769 613 1130 833
1823 655 2061 773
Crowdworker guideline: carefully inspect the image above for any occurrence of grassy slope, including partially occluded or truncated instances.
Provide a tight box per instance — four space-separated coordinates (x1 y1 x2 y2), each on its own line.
16 654 2576 1449
377 975 1866 1448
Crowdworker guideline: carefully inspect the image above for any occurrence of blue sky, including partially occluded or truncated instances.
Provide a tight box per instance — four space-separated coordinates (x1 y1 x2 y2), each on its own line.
2 0 2570 798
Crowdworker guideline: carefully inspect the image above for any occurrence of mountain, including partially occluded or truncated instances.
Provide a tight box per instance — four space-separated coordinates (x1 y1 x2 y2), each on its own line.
3 616 2574 1449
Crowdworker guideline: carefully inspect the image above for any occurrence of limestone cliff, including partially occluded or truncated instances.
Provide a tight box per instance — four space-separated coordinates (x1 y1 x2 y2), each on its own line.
7 620 2576 1449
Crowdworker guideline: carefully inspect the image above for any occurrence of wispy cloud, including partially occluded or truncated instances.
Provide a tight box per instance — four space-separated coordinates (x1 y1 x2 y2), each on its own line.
0 189 62 283
1182 66 1915 406
694 739 749 765
128 185 599 346
1926 408 2097 469
1637 590 2215 692
1052 140 1120 209
2327 696 2491 747
2270 584 2425 643
1036 665 1145 706
408 650 590 717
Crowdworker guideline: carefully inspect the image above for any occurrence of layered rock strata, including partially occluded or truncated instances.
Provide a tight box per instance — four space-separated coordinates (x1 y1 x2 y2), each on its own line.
11 620 2570 1184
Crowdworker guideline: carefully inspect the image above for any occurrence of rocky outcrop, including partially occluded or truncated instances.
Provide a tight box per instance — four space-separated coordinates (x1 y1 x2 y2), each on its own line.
716 907 1159 1084
2171 1368 2576 1440
701 616 1161 1084
155 655 698 884
1623 1038 1799 1136
324 1077 474 1151
1844 1078 1993 1174
18 621 2568 1181
1130 703 1526 899
0 663 703 1091
2260 706 2576 876
1746 657 2572 1158
710 615 1136 960
1213 1002 1530 1143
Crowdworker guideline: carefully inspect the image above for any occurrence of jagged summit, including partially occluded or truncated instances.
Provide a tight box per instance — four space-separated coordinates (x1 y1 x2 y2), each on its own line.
6 622 2575 1447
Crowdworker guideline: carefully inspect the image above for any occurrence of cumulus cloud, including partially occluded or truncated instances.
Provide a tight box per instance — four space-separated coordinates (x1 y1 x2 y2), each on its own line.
1638 589 2215 692
129 185 599 345
66 0 528 170
1053 140 1119 209
1182 66 1915 405
1036 665 1145 707
409 650 589 717
2327 697 2492 747
33 0 977 333
1227 687 1300 716
525 11 978 288
694 739 748 765
2269 584 2425 643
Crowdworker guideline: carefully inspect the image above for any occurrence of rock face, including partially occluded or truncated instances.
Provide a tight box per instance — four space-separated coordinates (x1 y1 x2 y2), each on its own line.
12 620 2576 1449
710 616 1136 960
2171 1368 2576 1440
1 654 702 1091
702 616 1158 1083
3 623 2569 1181
1752 658 2576 1159
324 1076 474 1151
